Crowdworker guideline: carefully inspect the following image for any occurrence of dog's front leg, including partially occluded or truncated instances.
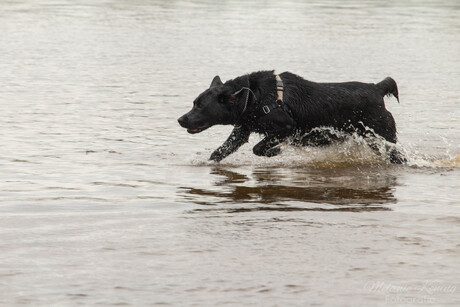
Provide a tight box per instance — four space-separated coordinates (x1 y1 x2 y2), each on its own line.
253 135 286 157
209 127 250 162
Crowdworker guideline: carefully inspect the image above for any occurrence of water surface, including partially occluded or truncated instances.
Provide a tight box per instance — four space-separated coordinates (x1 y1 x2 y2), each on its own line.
1 0 459 305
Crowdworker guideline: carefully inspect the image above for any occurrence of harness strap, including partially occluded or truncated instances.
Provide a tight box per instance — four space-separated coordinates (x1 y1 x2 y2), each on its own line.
263 74 284 114
276 74 284 102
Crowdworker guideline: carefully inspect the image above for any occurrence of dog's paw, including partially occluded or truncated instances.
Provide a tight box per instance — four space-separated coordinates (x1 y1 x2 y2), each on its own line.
209 151 223 162
265 147 281 157
253 145 281 157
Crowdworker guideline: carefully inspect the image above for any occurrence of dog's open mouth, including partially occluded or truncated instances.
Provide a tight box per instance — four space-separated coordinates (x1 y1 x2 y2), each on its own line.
187 126 209 134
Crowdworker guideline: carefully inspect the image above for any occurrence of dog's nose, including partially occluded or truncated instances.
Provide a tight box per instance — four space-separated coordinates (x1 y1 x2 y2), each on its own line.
178 114 188 128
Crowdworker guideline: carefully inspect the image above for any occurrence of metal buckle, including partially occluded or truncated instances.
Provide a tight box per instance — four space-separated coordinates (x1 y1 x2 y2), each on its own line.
263 105 270 114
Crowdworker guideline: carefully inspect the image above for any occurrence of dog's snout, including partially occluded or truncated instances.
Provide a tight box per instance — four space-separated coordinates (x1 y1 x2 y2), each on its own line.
178 114 188 128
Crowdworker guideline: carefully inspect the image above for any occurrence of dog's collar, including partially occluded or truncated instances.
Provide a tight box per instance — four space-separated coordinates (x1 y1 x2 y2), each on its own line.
232 77 255 116
262 74 284 114
233 77 256 129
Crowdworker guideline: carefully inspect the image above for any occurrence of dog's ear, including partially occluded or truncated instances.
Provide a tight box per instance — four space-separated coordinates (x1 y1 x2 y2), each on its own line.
210 75 223 88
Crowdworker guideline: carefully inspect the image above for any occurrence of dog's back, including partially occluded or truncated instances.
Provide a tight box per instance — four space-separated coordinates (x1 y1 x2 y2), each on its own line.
280 72 398 142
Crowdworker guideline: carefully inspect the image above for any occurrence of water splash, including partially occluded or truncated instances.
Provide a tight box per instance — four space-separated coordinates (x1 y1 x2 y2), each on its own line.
433 152 460 167
191 132 459 169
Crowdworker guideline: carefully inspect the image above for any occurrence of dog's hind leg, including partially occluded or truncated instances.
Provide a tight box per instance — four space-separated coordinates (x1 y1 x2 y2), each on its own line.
360 113 406 164
210 127 250 162
366 139 407 164
388 147 407 164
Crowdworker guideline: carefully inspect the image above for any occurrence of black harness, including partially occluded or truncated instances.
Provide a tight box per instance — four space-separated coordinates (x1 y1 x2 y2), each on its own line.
234 73 292 129
262 75 285 114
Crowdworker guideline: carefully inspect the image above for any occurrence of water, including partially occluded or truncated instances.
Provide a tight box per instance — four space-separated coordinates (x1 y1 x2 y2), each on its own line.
1 0 459 305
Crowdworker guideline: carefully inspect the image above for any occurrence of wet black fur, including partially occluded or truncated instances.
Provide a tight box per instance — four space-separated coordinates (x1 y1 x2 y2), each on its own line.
178 71 405 163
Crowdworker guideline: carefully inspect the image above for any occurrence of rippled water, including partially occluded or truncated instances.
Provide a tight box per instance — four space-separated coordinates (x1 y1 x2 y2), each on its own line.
1 0 459 305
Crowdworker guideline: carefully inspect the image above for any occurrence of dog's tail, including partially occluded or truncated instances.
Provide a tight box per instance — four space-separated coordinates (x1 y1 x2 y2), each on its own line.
377 77 399 103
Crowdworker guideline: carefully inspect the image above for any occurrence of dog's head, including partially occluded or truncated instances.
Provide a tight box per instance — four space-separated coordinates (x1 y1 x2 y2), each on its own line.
178 75 249 134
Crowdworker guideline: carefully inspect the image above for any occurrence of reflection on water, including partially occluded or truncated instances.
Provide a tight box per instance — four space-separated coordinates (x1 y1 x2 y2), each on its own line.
179 166 397 212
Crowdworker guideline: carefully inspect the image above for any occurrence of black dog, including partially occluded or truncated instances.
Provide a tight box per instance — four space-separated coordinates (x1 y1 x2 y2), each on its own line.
178 71 405 163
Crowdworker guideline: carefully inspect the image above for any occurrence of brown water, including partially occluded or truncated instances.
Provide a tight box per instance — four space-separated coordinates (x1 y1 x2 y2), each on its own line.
1 0 459 306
